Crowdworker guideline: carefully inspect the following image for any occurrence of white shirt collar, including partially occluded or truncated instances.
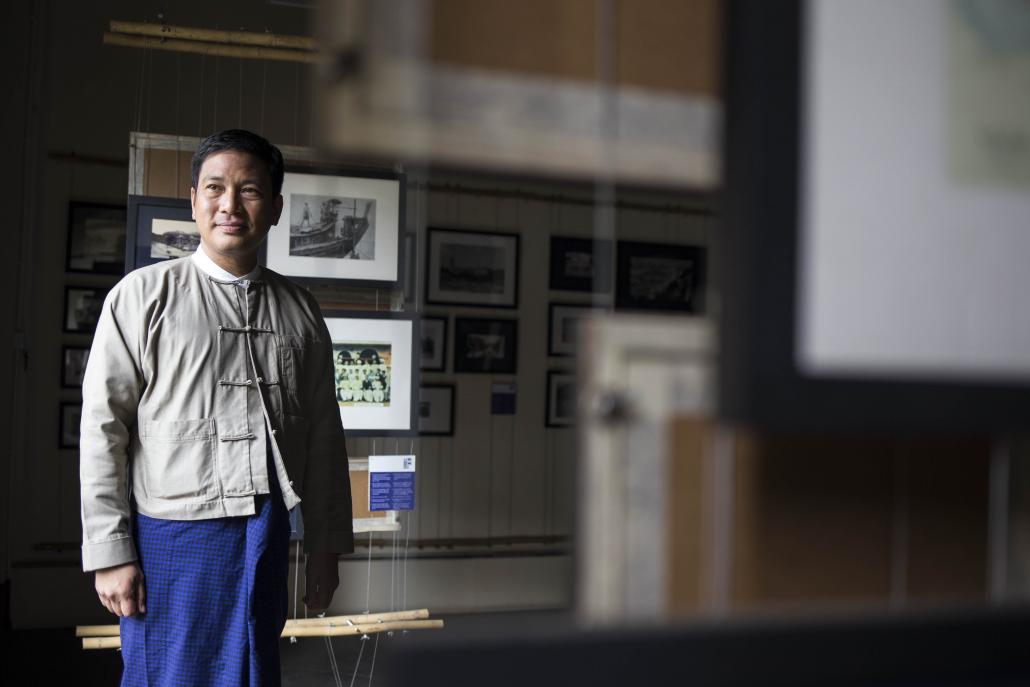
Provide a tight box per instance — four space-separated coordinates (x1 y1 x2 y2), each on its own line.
191 243 262 283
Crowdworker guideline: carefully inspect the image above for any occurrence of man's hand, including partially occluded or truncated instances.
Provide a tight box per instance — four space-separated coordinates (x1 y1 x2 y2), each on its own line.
95 562 145 617
304 552 339 612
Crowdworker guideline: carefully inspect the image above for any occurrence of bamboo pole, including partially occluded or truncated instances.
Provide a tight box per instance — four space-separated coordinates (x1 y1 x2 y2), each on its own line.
109 20 317 51
82 619 444 650
77 608 431 637
102 32 320 64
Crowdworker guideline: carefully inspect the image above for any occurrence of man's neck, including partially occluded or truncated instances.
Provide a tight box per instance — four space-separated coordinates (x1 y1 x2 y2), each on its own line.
198 243 257 278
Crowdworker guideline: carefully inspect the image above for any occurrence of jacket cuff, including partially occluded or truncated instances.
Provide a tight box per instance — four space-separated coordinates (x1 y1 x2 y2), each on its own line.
303 529 355 555
82 535 138 572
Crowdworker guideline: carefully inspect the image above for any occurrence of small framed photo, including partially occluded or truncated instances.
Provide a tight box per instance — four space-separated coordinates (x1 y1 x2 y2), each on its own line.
615 241 705 313
61 346 91 388
549 236 613 293
546 371 576 427
420 316 448 371
426 228 519 308
63 286 108 334
419 384 455 436
66 202 126 274
265 169 403 286
324 310 417 436
126 195 197 271
454 317 518 374
59 402 81 449
548 303 601 357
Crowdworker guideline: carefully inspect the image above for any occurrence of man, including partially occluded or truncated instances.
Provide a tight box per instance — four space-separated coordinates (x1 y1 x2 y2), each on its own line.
80 129 354 686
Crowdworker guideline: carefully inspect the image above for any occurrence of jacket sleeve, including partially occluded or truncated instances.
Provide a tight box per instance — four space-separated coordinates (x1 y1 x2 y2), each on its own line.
79 279 146 572
301 306 354 554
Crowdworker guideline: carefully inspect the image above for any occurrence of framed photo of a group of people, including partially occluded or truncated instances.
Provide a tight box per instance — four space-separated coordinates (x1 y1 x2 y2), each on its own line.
323 310 417 436
426 228 519 308
125 195 197 272
265 169 403 287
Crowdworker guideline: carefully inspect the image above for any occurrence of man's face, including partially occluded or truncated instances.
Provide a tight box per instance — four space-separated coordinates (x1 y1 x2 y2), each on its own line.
190 150 283 265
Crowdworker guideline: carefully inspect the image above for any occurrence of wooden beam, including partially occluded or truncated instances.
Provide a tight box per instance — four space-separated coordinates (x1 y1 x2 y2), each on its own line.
77 608 431 638
82 619 444 649
109 20 316 51
102 32 319 64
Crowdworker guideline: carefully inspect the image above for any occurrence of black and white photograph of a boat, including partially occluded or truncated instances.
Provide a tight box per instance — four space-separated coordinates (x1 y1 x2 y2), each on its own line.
289 194 376 259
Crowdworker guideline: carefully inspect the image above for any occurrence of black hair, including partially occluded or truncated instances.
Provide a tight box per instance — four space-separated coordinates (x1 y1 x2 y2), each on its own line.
190 129 285 195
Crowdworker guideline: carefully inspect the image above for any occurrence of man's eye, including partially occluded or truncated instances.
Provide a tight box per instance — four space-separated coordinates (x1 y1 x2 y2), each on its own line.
206 184 221 191
242 187 261 196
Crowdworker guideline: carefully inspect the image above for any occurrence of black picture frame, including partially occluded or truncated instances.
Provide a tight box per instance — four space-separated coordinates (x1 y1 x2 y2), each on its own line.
718 0 1030 433
418 384 455 436
615 240 705 313
426 228 520 308
66 202 126 274
454 317 518 374
420 315 448 371
546 371 575 427
322 309 418 437
548 302 600 357
126 195 196 272
63 286 109 334
61 345 90 388
549 236 613 293
59 402 81 449
261 165 405 288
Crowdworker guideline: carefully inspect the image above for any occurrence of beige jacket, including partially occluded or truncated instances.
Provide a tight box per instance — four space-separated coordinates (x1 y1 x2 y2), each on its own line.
79 254 353 572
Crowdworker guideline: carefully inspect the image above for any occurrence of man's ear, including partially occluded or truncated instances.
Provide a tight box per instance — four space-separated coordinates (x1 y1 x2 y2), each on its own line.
272 194 284 226
189 187 197 220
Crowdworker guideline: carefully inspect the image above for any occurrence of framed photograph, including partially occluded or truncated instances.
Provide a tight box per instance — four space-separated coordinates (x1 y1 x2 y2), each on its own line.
61 346 91 388
549 236 613 293
66 202 126 274
126 195 197 271
59 402 81 449
546 371 576 427
419 384 455 436
63 286 108 334
548 303 601 357
324 310 417 436
615 241 705 313
454 317 518 374
265 169 403 286
420 316 448 371
426 228 519 308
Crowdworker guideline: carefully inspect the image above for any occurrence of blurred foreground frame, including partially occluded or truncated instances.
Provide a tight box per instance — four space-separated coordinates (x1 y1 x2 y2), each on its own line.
318 0 721 190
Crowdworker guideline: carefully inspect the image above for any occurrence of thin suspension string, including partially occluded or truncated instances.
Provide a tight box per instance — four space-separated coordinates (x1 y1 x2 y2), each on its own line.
212 55 220 131
144 42 154 133
259 59 268 133
293 62 301 144
366 633 381 686
325 636 343 687
198 53 205 136
390 438 399 614
435 438 442 540
347 636 367 687
506 198 518 536
174 52 181 197
402 437 414 612
364 438 376 614
238 56 243 128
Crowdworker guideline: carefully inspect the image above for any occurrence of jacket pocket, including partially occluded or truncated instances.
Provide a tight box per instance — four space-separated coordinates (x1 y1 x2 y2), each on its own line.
278 335 318 395
139 418 217 499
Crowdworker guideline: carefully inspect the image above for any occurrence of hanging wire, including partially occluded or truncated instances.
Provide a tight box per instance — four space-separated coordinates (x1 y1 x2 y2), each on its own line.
366 633 381 686
325 636 344 687
212 54 220 131
293 62 301 144
259 59 268 133
238 56 243 128
198 53 205 136
175 51 182 197
402 437 414 613
347 633 368 687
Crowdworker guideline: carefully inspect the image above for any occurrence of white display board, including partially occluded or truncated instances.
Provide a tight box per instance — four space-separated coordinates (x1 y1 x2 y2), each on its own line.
798 0 1030 382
